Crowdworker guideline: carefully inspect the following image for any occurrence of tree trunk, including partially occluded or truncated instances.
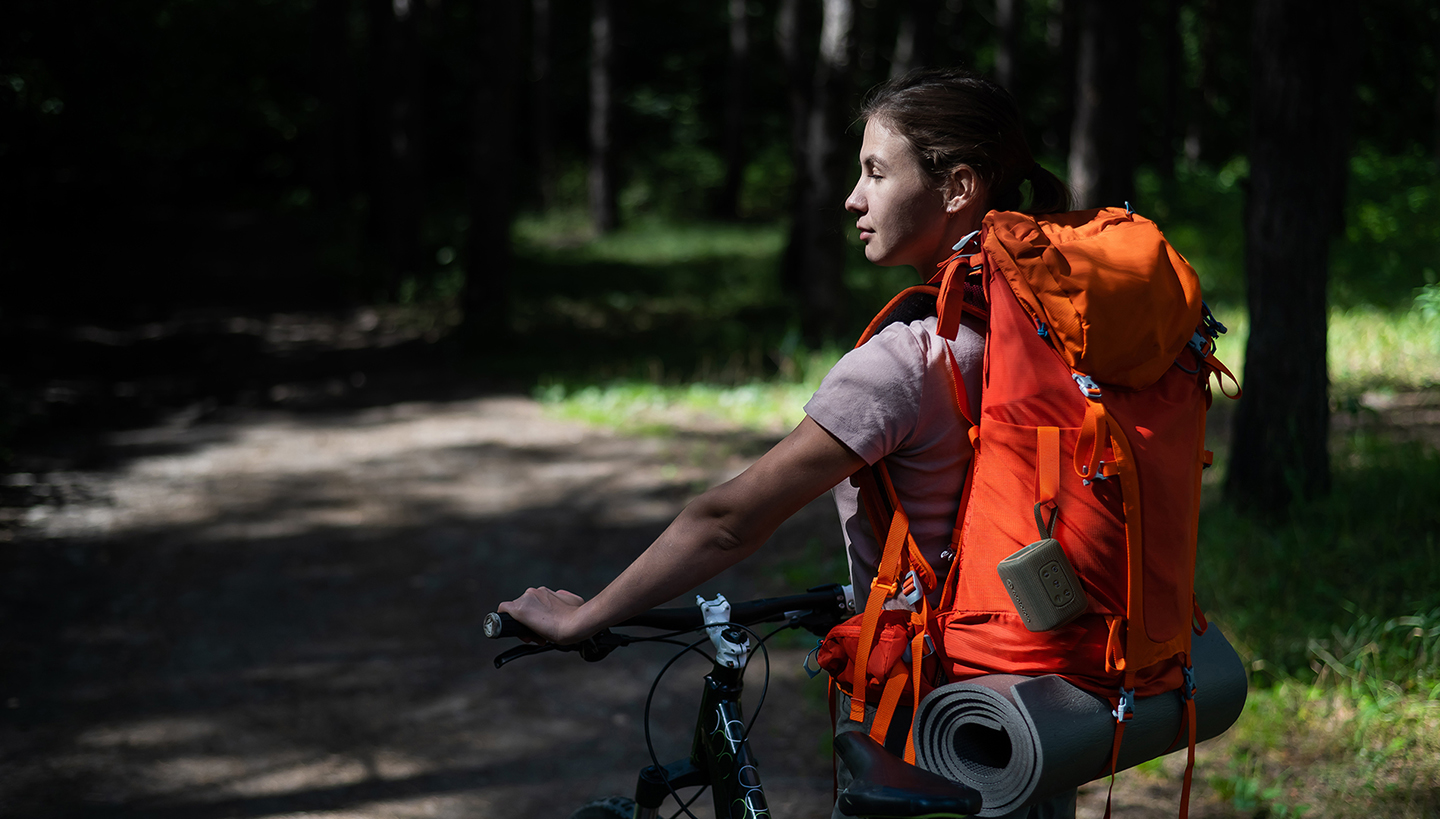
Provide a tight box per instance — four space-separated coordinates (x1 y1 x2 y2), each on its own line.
716 0 748 219
370 0 427 295
1224 0 1351 514
1067 0 1137 210
531 0 556 211
588 0 617 233
781 0 854 344
463 0 521 339
309 0 357 212
995 0 1018 91
1184 0 1218 166
894 0 944 78
1159 0 1181 179
1046 0 1079 159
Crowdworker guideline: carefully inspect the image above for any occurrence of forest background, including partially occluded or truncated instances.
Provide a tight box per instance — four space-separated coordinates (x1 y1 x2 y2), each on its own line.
3 0 1439 817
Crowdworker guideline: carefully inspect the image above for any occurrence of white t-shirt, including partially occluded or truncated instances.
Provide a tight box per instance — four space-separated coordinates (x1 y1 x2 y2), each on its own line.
804 314 984 609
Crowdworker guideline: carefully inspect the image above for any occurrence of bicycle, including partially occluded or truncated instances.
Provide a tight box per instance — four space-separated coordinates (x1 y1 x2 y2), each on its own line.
485 583 982 819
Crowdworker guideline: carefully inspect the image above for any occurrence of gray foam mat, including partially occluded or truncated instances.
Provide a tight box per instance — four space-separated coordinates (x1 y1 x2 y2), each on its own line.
913 626 1248 817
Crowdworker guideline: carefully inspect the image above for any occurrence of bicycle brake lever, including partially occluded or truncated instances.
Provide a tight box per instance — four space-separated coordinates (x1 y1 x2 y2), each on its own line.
494 643 555 669
493 630 633 669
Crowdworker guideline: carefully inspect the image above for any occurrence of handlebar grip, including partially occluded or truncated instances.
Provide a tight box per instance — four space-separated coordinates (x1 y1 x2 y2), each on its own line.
484 612 536 641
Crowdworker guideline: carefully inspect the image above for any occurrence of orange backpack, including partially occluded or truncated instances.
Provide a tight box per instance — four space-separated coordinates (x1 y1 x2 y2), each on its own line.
818 206 1239 814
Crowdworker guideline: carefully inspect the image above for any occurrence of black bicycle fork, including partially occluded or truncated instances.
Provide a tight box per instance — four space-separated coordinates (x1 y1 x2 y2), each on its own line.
633 663 769 819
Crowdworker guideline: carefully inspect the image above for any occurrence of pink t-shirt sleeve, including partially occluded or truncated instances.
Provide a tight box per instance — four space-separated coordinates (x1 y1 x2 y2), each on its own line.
802 323 926 465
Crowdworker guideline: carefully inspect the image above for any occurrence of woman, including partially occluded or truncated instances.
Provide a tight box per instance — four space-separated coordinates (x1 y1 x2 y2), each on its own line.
500 68 1074 817
500 67 1066 648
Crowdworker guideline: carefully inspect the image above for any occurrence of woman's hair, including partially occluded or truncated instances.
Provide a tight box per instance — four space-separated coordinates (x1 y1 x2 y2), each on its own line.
859 68 1071 214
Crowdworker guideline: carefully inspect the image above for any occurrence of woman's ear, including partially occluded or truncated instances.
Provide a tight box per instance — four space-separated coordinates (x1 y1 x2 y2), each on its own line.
943 166 984 214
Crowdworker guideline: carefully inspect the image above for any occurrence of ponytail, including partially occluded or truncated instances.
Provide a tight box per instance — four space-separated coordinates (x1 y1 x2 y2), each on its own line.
1022 164 1072 215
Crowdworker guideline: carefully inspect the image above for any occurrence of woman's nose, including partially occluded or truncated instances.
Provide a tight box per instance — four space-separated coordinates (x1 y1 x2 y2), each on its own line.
844 181 865 214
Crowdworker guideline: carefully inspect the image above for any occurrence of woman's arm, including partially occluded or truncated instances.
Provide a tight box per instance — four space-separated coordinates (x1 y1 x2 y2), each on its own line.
497 415 865 644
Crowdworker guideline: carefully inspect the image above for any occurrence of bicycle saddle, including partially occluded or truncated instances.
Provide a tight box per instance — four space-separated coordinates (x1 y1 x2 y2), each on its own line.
835 731 982 818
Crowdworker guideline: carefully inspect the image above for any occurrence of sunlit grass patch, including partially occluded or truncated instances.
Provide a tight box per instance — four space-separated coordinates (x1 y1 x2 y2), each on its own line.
1330 303 1440 394
1213 679 1440 819
535 347 844 436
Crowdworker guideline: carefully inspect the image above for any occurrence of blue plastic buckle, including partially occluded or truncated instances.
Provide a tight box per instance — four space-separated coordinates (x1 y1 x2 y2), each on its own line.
1182 666 1197 700
901 570 924 606
803 640 824 679
1187 332 1209 355
952 230 981 253
1037 321 1049 339
1113 687 1136 723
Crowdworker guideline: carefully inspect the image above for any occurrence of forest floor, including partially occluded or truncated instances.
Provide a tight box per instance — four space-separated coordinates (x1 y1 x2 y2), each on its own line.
1 370 1266 819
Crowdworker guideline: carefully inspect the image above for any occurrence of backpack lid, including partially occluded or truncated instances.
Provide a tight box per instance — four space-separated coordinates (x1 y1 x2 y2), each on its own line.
982 207 1202 390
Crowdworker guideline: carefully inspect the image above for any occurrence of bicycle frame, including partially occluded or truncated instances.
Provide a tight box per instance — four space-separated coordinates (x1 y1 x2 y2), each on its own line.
632 661 767 819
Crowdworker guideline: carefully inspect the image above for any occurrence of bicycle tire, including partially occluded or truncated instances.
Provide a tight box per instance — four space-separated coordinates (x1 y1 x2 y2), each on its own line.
567 795 637 819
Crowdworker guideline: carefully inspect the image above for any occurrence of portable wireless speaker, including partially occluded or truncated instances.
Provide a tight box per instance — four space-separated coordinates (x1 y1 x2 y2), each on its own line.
996 536 1088 632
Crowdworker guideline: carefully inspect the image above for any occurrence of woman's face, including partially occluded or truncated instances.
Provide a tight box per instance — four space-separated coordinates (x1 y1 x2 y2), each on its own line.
845 118 958 273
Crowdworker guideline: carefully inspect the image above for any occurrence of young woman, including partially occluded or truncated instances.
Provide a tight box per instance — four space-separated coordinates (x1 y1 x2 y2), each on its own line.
499 67 1067 646
500 68 1075 818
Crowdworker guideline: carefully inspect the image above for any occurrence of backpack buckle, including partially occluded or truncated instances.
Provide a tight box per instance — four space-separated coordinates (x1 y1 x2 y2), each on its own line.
1072 373 1102 400
900 570 924 606
803 640 824 679
901 633 936 664
952 229 981 253
1181 665 1197 700
1113 687 1136 723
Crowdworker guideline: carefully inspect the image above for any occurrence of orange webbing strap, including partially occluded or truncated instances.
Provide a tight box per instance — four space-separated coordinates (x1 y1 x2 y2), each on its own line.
1193 597 1210 636
1203 352 1242 399
1074 400 1109 483
849 500 912 722
942 344 976 428
1180 697 1198 819
829 675 839 799
1102 669 1138 819
1037 425 1059 506
904 616 927 764
869 667 910 746
876 461 938 593
934 250 974 341
1105 422 1146 667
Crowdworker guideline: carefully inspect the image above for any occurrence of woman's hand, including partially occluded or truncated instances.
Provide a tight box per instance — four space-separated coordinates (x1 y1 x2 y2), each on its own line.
497 586 590 644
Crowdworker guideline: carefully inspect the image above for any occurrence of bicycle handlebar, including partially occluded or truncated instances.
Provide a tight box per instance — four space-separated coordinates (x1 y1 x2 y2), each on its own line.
484 583 852 645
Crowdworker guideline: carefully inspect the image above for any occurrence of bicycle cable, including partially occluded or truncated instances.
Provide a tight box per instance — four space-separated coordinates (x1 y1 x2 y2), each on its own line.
643 634 712 819
639 620 778 819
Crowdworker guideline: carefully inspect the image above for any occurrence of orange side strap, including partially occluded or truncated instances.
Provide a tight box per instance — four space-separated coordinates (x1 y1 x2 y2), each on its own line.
1037 426 1059 505
904 610 928 765
934 251 973 341
1102 669 1138 819
1075 400 1109 482
942 344 976 428
829 676 839 800
848 500 912 722
868 667 910 746
1204 352 1242 399
1180 695 1198 819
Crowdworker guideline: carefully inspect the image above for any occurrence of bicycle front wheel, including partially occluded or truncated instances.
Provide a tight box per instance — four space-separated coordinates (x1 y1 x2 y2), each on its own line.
567 795 637 819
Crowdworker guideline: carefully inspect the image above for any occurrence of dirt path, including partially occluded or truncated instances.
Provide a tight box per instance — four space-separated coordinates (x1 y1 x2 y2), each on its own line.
1 395 1251 818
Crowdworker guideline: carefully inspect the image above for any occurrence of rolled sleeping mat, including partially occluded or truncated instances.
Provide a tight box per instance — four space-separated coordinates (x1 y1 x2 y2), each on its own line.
913 625 1248 817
